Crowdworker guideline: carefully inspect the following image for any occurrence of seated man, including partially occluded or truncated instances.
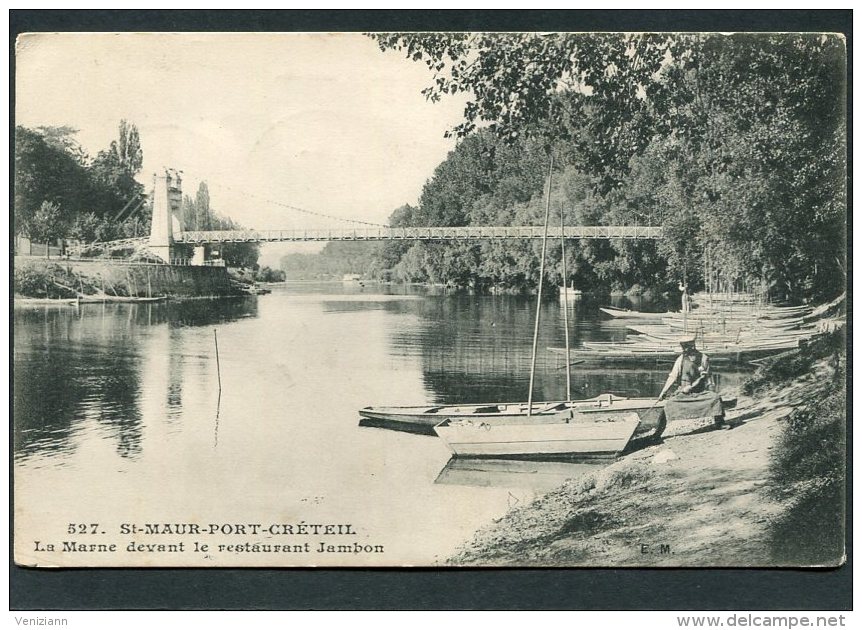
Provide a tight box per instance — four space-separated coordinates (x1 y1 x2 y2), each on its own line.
658 335 725 427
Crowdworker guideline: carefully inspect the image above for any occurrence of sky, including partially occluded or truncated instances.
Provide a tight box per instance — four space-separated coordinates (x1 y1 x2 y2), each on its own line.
15 32 468 265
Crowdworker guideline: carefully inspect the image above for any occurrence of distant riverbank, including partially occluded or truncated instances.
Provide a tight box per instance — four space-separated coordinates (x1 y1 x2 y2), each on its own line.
283 277 670 299
449 331 846 567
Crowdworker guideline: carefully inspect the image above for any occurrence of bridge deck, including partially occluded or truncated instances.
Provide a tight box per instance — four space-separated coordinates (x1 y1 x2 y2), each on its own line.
176 225 662 243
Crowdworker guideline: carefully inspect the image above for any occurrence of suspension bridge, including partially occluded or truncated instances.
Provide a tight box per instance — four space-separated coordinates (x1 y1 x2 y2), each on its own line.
176 225 662 244
144 169 662 263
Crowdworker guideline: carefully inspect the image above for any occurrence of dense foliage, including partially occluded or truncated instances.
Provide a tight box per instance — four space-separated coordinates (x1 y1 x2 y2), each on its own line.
15 122 149 242
253 266 286 283
15 123 260 269
365 32 846 301
180 182 260 269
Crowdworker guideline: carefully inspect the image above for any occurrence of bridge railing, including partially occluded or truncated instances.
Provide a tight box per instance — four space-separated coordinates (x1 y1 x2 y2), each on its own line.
175 225 663 243
169 258 227 267
52 255 227 267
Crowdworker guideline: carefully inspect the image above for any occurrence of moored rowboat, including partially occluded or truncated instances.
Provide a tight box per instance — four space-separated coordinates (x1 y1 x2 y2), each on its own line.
69 295 167 304
599 306 669 319
548 343 798 364
359 393 670 438
433 411 642 459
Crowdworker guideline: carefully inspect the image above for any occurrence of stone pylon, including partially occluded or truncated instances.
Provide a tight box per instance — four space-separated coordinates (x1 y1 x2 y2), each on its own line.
149 169 183 263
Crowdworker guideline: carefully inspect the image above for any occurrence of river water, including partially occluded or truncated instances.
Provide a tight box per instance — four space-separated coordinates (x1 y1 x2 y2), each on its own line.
13 283 748 566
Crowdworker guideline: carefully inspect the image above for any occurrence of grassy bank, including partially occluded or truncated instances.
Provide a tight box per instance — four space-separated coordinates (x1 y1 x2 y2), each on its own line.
449 331 846 567
13 261 100 299
13 257 242 299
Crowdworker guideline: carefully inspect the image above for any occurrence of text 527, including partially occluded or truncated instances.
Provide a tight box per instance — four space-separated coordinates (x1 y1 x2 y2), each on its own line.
67 523 101 534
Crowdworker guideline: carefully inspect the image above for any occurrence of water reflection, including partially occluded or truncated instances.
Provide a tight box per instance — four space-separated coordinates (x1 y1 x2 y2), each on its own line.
167 328 185 417
387 293 748 406
14 286 747 474
14 343 85 460
435 457 606 492
13 296 258 329
213 390 222 448
13 298 258 463
158 297 259 327
15 285 756 564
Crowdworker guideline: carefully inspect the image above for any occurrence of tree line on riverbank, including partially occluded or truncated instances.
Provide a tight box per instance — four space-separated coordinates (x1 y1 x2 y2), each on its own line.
299 33 845 303
173 182 261 269
15 121 149 244
14 121 260 269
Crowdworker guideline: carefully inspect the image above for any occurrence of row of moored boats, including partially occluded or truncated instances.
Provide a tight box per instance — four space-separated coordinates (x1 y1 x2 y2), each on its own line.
549 294 844 365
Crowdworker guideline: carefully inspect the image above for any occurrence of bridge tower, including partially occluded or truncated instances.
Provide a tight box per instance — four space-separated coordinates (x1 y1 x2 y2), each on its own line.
149 169 183 263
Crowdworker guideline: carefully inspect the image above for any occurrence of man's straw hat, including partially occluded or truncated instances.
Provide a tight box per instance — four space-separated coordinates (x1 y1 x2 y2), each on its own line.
679 334 697 347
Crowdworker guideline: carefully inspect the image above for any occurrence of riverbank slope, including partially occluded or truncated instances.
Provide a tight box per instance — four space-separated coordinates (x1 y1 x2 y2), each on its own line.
450 332 846 567
13 257 241 299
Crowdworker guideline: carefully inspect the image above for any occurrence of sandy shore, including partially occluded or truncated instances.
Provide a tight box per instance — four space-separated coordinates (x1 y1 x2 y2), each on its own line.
450 354 843 567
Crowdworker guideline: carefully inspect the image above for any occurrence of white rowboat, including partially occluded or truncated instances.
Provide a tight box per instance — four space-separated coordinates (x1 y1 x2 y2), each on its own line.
434 411 642 459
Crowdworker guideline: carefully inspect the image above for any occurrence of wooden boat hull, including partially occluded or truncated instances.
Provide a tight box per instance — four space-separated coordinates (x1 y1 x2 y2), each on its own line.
602 304 814 322
434 411 641 459
599 306 668 319
549 344 797 364
71 295 167 304
359 394 668 438
14 298 76 307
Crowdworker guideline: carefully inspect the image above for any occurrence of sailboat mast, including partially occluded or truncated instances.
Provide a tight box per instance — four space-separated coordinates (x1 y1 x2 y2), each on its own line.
560 201 571 401
527 157 554 417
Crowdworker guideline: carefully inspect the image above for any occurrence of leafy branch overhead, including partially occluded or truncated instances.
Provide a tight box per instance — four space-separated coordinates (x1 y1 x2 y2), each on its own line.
373 33 667 140
365 32 846 302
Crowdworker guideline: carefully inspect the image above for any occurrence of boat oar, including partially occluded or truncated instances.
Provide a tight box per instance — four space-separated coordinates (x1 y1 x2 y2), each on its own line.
642 394 665 420
555 360 585 370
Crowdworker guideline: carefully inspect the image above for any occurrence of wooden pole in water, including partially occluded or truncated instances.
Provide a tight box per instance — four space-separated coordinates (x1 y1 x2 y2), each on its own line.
527 156 553 417
560 201 571 401
214 329 222 392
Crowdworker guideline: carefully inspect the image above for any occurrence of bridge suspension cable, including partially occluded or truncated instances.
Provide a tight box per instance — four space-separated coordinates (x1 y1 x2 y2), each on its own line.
207 181 390 228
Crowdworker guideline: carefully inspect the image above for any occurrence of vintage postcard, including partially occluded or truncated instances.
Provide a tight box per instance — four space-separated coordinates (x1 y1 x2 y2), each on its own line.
12 30 847 569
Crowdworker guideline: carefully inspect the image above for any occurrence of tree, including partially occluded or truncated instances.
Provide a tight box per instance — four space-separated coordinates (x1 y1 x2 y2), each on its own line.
68 212 101 242
181 194 197 231
35 126 88 164
195 183 212 231
89 120 145 218
220 241 260 269
111 119 143 174
371 32 673 192
25 201 66 244
203 198 261 269
255 266 286 283
371 32 846 301
14 126 93 233
14 121 164 251
625 34 846 299
119 214 150 239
